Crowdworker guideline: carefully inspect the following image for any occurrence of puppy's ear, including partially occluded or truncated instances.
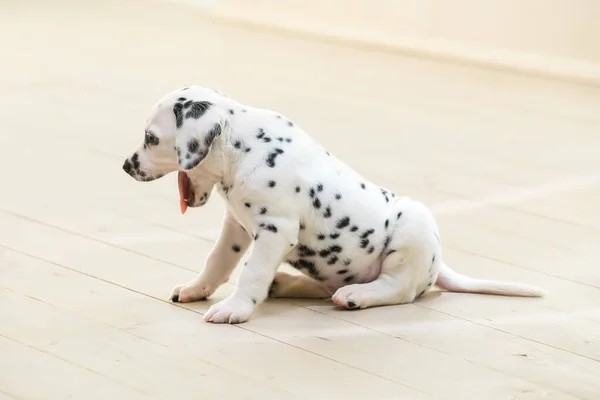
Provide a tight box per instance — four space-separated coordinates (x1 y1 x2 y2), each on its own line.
173 100 223 171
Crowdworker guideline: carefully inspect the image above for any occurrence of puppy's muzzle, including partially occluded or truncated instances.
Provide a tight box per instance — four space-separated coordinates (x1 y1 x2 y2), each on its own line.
122 154 159 182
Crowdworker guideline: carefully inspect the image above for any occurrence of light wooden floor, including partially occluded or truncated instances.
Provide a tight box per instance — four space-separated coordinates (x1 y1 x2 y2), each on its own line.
1 1 600 399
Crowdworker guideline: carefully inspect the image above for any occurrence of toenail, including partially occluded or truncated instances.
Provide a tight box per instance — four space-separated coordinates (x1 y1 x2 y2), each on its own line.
171 294 180 302
347 300 357 308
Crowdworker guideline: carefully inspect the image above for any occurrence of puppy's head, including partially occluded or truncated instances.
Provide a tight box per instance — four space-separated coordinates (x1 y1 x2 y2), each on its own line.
122 86 228 211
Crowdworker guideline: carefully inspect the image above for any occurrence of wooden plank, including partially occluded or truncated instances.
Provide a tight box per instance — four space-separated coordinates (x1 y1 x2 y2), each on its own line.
0 335 152 400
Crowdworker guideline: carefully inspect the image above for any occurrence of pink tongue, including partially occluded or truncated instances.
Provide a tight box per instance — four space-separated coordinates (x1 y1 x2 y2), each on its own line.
177 171 189 214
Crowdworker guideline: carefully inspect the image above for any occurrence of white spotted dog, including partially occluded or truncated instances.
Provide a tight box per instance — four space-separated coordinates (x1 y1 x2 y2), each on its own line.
122 85 546 324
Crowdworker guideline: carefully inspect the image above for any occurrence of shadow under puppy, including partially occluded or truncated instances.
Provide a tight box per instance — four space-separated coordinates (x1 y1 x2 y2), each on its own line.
122 85 546 324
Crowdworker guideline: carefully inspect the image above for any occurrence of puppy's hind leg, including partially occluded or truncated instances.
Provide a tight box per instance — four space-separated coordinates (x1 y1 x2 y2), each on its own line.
332 248 425 309
268 271 331 299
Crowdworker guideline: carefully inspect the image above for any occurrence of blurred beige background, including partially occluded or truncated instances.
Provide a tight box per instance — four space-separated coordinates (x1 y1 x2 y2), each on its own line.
213 0 600 84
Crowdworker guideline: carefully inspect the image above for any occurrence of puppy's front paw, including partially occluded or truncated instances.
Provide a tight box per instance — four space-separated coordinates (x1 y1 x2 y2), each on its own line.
170 281 213 303
203 295 256 324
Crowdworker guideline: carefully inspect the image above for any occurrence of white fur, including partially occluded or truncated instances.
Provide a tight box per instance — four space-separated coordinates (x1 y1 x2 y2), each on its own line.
123 85 546 324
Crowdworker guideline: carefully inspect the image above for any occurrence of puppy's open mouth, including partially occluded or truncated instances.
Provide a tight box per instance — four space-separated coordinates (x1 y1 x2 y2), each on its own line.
178 171 194 214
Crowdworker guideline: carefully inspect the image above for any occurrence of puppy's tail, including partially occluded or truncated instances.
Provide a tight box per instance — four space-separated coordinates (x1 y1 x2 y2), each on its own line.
435 262 546 297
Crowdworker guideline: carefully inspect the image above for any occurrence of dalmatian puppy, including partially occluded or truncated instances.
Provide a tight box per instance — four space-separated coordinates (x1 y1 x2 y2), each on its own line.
122 85 546 324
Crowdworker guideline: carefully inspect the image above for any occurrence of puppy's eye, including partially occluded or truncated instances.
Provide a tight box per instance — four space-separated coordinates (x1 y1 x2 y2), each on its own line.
144 131 160 147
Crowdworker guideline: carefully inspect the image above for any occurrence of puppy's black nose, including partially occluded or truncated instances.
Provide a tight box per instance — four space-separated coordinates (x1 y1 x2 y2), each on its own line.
122 159 133 175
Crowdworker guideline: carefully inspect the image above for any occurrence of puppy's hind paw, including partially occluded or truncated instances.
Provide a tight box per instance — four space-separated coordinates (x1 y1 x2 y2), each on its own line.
332 284 370 309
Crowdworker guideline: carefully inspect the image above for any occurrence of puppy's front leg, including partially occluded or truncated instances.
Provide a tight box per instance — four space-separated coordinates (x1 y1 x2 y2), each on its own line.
170 209 251 303
203 217 298 324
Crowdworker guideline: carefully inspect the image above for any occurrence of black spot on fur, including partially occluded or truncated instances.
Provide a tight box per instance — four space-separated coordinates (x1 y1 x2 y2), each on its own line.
245 147 252 152
383 235 391 249
336 216 350 229
173 103 184 128
257 129 265 139
327 255 339 265
259 207 267 215
317 183 323 192
254 233 260 240
342 259 351 266
285 138 292 143
360 239 369 248
178 97 186 101
261 223 278 233
234 140 242 149
323 207 332 218
397 212 403 219
268 279 278 297
313 198 321 209
335 193 342 200
204 124 221 148
380 188 390 203
360 229 375 239
350 226 358 232
299 222 305 230
384 219 389 229
288 259 323 281
319 248 331 258
432 255 436 264
309 188 315 198
317 233 326 240
185 101 212 120
287 121 293 127
229 109 234 115
242 109 247 113
360 183 366 189
337 269 349 274
266 148 284 167
329 233 340 239
329 245 343 253
183 100 193 108
344 275 355 283
295 186 301 193
232 244 241 252
251 297 257 304
298 244 317 257
244 202 251 208
268 180 276 188
367 246 375 254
